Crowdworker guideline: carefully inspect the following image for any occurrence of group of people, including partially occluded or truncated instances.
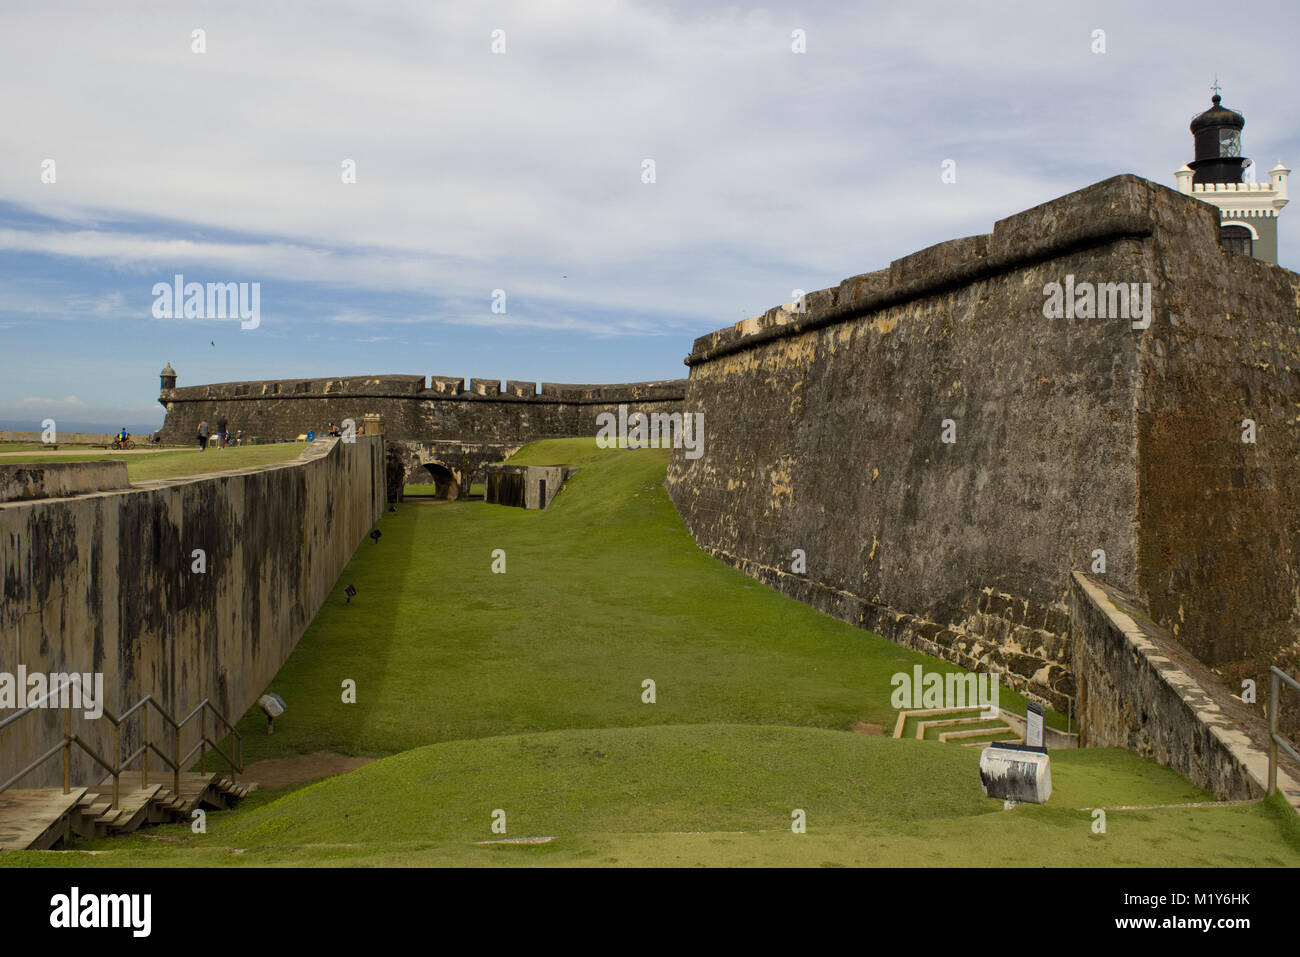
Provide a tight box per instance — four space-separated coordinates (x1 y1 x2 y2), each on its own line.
196 416 242 450
189 417 356 450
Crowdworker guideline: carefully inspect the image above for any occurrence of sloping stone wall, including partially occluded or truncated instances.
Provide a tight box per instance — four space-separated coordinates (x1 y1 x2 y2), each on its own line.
0 436 386 788
667 174 1300 721
0 462 130 503
1135 230 1300 717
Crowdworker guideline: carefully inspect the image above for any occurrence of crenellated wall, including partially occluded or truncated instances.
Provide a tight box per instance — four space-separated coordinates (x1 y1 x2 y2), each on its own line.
156 374 687 448
667 174 1300 724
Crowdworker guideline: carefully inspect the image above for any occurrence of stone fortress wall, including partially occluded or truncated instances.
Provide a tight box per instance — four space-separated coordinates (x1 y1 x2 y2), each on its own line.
0 437 386 788
157 374 687 500
666 174 1300 728
157 374 686 446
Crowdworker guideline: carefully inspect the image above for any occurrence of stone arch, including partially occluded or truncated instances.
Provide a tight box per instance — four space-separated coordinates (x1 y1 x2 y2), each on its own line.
1220 219 1259 240
419 461 461 500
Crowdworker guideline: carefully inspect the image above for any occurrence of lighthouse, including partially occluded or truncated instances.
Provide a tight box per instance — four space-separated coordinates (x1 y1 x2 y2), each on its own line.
1174 87 1288 263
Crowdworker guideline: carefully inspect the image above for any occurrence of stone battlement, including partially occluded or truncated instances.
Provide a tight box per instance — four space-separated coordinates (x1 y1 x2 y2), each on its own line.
165 373 686 404
156 368 688 456
687 175 1161 366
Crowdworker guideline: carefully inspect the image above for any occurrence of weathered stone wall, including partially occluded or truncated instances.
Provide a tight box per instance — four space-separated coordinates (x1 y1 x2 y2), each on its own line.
1135 226 1300 718
1070 571 1299 806
157 374 687 447
484 464 574 509
667 174 1300 720
0 461 130 503
391 440 523 501
668 177 1165 711
0 436 386 788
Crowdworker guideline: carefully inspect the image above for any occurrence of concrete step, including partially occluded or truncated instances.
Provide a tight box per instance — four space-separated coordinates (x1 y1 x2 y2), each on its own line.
938 725 1021 743
915 715 1007 740
960 737 1033 749
892 707 987 739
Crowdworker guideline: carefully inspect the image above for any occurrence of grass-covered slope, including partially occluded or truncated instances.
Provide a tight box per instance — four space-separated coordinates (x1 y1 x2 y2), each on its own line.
224 438 1060 766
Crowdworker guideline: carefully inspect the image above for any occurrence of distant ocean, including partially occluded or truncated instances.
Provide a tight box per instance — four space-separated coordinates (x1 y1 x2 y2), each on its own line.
0 419 165 436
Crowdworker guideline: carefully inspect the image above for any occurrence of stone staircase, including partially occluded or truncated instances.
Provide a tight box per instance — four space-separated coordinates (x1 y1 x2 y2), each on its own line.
892 706 1024 747
0 773 251 851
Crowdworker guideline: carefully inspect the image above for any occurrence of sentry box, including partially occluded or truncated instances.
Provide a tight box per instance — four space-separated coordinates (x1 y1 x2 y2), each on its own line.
979 743 1052 804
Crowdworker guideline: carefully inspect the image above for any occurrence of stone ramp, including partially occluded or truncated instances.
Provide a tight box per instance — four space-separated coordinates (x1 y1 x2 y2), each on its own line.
1072 573 1300 813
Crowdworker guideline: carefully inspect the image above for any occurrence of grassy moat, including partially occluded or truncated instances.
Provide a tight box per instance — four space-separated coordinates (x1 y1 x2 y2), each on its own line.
7 439 1298 867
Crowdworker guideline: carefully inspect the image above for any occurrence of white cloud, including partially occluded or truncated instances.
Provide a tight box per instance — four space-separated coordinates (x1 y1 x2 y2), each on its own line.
15 395 85 409
0 0 1296 337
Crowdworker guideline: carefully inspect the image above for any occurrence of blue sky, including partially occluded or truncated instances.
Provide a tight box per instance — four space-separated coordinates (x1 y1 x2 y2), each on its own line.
2 0 1297 431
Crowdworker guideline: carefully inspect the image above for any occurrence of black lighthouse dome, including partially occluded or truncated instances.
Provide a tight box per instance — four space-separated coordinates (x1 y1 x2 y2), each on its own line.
1190 93 1244 135
1188 93 1250 185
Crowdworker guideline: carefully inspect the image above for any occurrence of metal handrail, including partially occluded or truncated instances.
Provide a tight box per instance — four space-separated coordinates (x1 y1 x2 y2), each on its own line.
1268 665 1300 797
0 677 244 811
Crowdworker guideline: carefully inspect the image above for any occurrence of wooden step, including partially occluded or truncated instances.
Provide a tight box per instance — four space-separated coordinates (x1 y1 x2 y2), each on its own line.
0 788 87 850
79 799 116 837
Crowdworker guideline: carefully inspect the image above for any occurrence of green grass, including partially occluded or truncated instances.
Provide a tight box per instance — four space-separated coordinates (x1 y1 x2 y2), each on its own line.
403 483 441 497
217 439 1061 765
7 437 1296 867
404 482 486 498
0 443 307 482
12 727 1298 867
0 442 107 452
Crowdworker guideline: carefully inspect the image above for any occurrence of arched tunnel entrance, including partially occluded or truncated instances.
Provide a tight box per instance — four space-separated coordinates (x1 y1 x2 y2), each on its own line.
421 462 461 500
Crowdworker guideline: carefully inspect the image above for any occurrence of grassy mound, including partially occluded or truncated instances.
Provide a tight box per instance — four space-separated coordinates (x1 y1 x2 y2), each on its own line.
13 725 1298 867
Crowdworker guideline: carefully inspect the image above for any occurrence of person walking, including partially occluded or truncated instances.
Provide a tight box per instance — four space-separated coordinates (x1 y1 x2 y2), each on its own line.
197 419 210 451
217 413 229 449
